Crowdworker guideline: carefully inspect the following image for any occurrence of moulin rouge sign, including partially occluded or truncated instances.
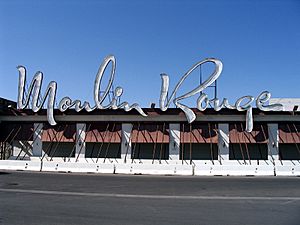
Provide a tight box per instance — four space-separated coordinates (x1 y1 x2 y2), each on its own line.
17 55 283 132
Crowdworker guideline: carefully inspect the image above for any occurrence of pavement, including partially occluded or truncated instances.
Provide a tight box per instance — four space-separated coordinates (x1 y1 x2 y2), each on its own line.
0 170 300 225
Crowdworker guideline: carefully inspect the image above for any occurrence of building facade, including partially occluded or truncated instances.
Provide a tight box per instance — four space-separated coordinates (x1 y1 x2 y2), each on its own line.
1 106 300 176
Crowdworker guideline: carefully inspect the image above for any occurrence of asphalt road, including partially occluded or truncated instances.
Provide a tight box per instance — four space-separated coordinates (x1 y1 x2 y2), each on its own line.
0 171 299 225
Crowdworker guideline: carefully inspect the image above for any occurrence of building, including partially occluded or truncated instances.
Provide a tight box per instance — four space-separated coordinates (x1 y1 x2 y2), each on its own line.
1 103 300 176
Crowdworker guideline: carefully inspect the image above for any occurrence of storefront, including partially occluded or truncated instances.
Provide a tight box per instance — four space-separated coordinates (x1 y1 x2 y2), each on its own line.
1 107 300 176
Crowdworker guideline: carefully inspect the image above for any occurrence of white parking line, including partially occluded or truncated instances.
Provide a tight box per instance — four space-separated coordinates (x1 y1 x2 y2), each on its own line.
0 188 300 201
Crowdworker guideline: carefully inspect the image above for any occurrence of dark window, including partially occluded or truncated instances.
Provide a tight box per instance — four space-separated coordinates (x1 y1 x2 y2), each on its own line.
180 143 218 160
85 143 121 158
42 142 75 157
229 143 268 160
131 143 169 160
279 144 300 160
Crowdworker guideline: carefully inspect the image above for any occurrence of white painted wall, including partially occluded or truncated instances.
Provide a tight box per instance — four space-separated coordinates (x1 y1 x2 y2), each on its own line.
169 124 180 160
268 123 279 161
218 123 229 161
75 123 86 160
270 98 300 111
32 123 43 157
121 123 133 162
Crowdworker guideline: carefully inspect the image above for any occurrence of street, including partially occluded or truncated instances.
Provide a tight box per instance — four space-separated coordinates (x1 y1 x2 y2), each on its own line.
0 171 299 225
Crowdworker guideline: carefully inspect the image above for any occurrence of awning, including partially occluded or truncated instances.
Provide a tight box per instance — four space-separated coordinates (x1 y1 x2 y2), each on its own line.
279 123 300 143
229 123 268 143
0 122 33 142
181 123 218 143
131 123 169 143
85 122 121 143
42 123 76 142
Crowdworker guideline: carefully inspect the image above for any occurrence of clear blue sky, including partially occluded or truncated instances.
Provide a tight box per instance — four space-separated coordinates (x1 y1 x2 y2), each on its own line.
0 0 299 108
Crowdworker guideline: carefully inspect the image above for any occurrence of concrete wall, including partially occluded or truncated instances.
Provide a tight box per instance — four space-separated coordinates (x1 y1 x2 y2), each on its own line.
85 143 121 158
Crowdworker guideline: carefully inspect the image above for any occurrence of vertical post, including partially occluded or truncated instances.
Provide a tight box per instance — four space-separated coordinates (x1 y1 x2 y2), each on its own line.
76 123 86 160
218 123 229 161
121 123 132 162
169 123 180 160
12 141 19 157
268 123 279 161
32 123 43 157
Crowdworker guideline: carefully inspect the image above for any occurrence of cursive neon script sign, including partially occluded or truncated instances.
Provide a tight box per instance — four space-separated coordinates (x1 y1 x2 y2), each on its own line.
17 55 283 132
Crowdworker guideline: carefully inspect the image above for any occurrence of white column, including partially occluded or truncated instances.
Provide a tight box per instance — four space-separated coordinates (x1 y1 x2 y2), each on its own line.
218 123 229 161
75 123 86 160
169 123 180 160
32 123 43 157
268 123 279 161
121 123 132 162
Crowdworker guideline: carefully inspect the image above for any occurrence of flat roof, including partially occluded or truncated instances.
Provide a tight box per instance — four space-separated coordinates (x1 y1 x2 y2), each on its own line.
1 108 300 123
